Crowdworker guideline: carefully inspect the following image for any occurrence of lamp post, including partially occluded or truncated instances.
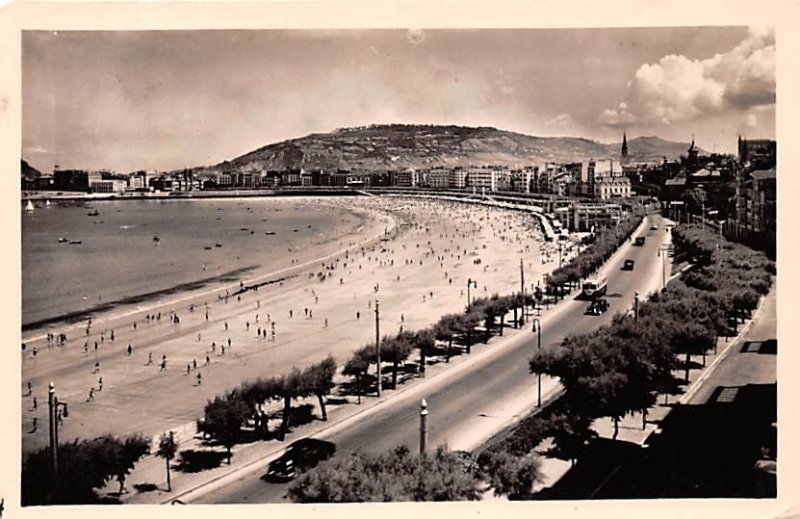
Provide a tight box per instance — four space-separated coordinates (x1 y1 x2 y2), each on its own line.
419 399 428 454
519 258 526 326
375 299 382 397
466 278 477 311
48 382 69 477
532 318 542 407
634 291 640 323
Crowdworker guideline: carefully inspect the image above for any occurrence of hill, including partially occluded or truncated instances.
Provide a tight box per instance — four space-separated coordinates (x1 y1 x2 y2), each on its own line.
206 125 700 174
21 159 42 181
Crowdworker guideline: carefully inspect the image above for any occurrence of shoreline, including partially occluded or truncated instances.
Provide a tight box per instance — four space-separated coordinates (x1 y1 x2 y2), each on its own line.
22 202 398 342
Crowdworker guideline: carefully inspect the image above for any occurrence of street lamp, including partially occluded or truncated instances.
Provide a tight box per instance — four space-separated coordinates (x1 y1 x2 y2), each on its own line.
375 299 382 397
419 399 428 454
532 318 542 407
48 382 69 477
466 278 477 311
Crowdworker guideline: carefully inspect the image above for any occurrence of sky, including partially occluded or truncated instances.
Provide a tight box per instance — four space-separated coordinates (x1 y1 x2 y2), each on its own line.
22 27 776 173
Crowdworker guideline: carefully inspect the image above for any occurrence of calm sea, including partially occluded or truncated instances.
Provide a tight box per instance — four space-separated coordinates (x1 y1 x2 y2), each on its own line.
21 197 365 327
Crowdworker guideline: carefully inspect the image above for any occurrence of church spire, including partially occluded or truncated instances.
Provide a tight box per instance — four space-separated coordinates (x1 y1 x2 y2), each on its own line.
621 131 629 163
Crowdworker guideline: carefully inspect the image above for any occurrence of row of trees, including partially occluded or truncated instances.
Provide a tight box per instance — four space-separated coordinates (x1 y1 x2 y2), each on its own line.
287 444 543 502
22 434 151 505
198 356 337 462
503 224 777 472
341 292 539 402
545 212 645 297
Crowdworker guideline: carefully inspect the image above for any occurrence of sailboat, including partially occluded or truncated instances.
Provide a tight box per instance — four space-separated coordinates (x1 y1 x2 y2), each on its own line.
24 200 34 212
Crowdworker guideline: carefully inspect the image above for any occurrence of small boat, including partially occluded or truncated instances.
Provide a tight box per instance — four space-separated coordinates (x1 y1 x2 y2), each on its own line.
153 236 160 243
45 200 51 207
69 240 82 245
215 243 223 248
264 231 276 236
24 200 34 212
58 237 68 243
204 246 212 250
87 209 99 216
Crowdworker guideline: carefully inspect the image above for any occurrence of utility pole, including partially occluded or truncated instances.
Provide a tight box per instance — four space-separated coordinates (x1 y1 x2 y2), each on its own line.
532 319 542 407
419 399 428 454
466 278 477 311
519 258 526 326
634 291 640 323
48 382 57 477
375 299 382 397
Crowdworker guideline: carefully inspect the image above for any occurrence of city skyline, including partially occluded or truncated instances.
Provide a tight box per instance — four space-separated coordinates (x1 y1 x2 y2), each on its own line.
23 27 775 173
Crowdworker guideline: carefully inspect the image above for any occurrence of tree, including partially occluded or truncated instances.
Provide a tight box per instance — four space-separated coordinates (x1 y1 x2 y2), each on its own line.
275 369 311 439
22 434 150 505
156 432 178 492
413 328 436 374
434 313 462 362
382 332 414 389
201 392 250 462
544 412 596 466
304 356 337 420
343 345 374 404
287 445 483 502
113 434 150 495
477 447 541 499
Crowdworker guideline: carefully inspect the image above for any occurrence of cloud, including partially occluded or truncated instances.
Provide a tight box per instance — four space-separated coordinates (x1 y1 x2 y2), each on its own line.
600 27 775 127
23 145 50 154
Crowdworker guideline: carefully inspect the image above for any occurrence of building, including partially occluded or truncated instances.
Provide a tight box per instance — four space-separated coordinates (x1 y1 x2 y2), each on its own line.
423 167 452 188
745 168 776 233
392 168 418 187
738 136 776 169
451 168 467 189
593 176 632 199
90 179 126 193
53 170 91 191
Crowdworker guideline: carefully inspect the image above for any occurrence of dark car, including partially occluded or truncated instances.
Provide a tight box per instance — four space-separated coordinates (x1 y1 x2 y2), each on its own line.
586 298 609 315
634 236 646 246
650 224 659 231
264 438 336 482
622 259 635 271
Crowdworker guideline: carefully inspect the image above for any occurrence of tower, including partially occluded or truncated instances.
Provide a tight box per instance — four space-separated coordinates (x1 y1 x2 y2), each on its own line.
621 131 629 164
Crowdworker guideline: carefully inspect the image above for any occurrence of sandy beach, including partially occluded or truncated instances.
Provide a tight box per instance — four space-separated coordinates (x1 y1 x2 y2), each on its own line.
21 196 580 453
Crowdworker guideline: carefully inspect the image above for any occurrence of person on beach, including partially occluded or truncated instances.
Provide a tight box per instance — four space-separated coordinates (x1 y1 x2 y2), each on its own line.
193 359 197 370
224 321 228 331
26 381 32 396
87 387 94 401
127 343 133 356
93 362 100 374
98 377 103 391
186 364 191 375
31 417 38 433
205 355 210 366
160 356 167 371
196 372 202 386
32 397 37 410
146 352 153 365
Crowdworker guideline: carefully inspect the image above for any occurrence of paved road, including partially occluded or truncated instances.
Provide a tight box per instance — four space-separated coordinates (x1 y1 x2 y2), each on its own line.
195 215 669 503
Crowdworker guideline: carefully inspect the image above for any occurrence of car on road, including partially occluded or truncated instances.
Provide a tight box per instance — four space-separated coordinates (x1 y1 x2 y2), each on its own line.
634 236 646 246
586 298 609 315
264 438 336 482
622 259 635 271
650 224 659 231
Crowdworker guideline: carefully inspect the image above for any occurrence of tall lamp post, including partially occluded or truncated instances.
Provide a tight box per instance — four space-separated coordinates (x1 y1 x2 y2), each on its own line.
48 382 69 477
466 278 477 311
419 399 428 454
375 299 382 397
532 318 542 407
519 258 526 326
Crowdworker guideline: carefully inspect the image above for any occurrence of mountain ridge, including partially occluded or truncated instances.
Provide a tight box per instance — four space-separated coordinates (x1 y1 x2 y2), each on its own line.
204 124 701 175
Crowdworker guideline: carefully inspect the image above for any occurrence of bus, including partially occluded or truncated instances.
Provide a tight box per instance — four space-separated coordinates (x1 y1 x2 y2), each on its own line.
581 277 608 299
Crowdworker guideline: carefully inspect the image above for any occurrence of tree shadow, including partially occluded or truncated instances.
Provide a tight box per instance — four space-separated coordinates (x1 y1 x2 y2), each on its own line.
175 449 228 473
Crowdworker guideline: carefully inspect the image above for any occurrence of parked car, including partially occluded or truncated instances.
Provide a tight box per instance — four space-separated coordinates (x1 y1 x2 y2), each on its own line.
264 438 336 482
650 224 659 231
586 298 609 315
622 259 635 271
634 236 646 246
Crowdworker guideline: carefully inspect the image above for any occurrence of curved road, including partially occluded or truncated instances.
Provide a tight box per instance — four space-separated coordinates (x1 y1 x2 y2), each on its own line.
195 214 669 503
